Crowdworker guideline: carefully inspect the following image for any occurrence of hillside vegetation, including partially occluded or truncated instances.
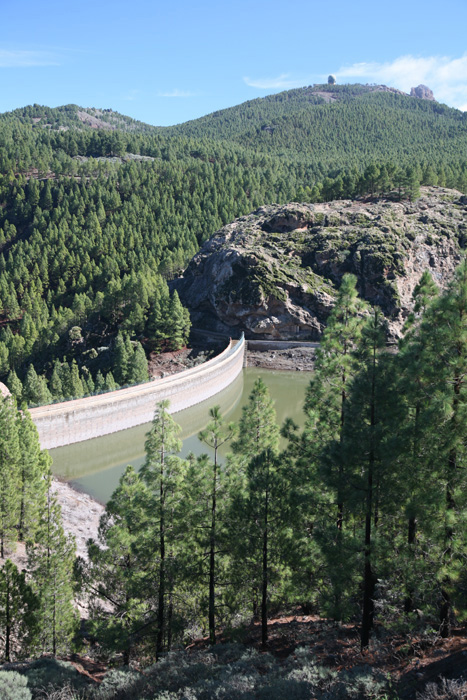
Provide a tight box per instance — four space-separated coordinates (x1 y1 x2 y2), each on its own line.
1 264 467 698
0 85 467 405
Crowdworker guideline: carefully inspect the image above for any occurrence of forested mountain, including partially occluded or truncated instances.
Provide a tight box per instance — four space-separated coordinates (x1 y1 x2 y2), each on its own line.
169 84 467 171
1 84 467 406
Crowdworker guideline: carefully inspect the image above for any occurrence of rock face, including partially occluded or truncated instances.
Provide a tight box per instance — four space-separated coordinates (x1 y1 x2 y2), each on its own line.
177 188 467 341
0 382 11 399
410 84 435 101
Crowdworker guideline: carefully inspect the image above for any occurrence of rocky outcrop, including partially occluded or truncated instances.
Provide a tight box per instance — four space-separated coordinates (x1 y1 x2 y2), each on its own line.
410 84 435 101
0 382 11 398
177 188 467 341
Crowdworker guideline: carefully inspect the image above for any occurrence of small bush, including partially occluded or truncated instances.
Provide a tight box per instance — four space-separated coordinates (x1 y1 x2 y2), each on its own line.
36 683 84 699
0 671 32 700
324 666 391 699
95 668 144 699
23 658 89 697
417 677 467 700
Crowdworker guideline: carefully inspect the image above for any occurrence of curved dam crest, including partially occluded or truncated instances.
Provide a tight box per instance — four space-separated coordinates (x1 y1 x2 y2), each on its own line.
30 336 245 450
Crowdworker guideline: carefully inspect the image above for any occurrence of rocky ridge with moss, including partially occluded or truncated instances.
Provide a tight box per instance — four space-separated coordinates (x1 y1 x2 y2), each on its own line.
177 187 467 340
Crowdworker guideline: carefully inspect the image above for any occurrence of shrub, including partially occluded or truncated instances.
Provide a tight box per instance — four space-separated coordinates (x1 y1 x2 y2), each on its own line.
417 678 467 700
0 671 32 700
22 658 89 697
95 668 144 699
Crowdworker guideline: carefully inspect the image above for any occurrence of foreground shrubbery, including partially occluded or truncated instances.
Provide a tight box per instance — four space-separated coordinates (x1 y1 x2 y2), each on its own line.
0 647 394 700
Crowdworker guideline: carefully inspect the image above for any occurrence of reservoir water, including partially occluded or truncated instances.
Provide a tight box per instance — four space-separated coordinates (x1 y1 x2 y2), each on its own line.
50 368 312 503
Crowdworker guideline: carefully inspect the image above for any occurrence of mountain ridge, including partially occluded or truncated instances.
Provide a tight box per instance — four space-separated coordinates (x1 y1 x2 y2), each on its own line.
0 82 455 134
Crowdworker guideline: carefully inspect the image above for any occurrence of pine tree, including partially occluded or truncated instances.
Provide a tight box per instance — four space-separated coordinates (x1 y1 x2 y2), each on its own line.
139 400 184 656
391 271 440 615
0 397 21 558
340 308 389 649
244 448 282 647
127 342 149 385
113 332 131 385
230 379 281 630
48 359 63 401
6 370 22 403
146 294 167 351
304 274 367 531
298 275 368 619
27 478 77 656
85 466 151 663
69 359 84 398
412 260 467 637
198 406 236 644
95 370 106 393
167 291 191 351
16 410 48 542
104 371 118 392
0 560 37 661
0 342 8 377
232 378 280 459
23 365 51 407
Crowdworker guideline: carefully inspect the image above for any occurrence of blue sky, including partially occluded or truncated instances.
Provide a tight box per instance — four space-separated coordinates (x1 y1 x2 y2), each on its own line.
2 0 467 125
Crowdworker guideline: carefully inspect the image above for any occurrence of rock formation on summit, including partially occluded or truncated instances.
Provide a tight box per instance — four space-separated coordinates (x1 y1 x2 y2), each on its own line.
410 84 435 101
177 188 467 341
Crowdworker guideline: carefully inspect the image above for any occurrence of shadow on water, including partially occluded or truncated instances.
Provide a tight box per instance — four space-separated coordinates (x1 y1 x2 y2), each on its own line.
50 368 311 503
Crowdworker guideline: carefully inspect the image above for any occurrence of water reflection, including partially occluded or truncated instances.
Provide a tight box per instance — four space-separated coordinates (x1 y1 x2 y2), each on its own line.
51 368 311 503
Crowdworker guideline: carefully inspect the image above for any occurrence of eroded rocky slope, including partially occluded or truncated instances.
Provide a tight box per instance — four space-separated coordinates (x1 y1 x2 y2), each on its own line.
177 188 467 340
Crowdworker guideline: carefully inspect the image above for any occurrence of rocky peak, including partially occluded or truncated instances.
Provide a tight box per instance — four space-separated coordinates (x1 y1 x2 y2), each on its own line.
410 84 435 101
176 188 466 341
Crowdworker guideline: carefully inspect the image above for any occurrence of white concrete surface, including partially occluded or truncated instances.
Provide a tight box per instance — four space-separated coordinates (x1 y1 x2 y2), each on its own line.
30 336 245 449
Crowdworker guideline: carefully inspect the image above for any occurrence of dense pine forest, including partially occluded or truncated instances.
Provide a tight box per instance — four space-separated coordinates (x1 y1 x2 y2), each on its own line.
1 86 467 406
0 265 466 698
1 83 467 696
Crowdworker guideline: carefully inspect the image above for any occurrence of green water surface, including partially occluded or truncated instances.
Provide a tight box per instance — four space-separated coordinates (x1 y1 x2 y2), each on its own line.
50 368 311 503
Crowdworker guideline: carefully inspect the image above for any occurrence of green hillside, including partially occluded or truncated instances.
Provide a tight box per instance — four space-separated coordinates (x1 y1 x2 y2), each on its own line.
0 84 466 404
169 84 467 170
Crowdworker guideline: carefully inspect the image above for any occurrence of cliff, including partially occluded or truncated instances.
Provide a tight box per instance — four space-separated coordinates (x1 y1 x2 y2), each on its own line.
177 188 467 340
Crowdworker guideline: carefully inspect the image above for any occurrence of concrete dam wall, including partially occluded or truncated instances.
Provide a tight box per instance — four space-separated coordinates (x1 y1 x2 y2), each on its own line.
30 336 245 449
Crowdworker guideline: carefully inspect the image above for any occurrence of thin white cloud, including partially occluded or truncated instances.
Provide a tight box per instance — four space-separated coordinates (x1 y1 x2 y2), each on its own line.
122 89 140 102
0 49 59 67
338 54 467 110
157 89 196 98
243 73 305 90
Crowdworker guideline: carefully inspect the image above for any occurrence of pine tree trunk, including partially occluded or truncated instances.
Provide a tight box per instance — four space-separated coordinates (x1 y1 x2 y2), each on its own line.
361 336 377 650
404 516 417 614
440 472 456 638
5 576 10 662
208 460 217 645
337 383 346 531
261 490 269 648
19 479 25 541
167 593 173 651
156 459 165 657
252 587 259 620
53 583 57 657
440 351 462 637
405 399 421 615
